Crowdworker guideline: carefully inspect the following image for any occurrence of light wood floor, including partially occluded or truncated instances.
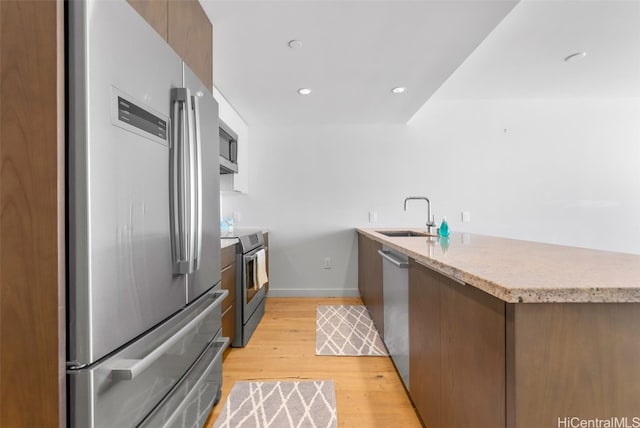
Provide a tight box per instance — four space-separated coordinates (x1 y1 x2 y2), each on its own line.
205 297 422 428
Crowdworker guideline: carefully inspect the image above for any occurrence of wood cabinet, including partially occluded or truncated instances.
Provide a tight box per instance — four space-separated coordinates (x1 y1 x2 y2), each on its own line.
168 0 212 89
220 244 236 344
506 303 640 428
1 1 65 426
407 260 441 427
127 0 168 39
409 260 505 428
128 0 213 89
358 234 384 336
405 259 640 428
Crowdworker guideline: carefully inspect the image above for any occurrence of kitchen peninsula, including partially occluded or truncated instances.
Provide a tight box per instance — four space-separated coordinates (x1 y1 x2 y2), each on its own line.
357 229 640 428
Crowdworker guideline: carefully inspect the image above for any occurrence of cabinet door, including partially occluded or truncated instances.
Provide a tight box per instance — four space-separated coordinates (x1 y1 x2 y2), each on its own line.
127 0 168 40
220 245 236 342
168 0 212 89
221 244 236 268
440 271 505 428
221 264 236 342
128 0 212 88
509 303 640 428
357 234 383 336
409 260 441 427
409 260 506 428
220 264 235 314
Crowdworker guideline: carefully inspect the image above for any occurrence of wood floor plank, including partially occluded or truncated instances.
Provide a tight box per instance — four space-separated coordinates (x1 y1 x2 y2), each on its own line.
205 297 422 427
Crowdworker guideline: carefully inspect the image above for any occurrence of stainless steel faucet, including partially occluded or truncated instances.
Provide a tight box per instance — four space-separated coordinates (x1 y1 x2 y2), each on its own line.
404 196 438 233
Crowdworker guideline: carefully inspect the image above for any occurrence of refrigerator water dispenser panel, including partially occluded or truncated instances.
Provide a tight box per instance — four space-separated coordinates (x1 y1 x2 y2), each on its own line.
111 86 170 147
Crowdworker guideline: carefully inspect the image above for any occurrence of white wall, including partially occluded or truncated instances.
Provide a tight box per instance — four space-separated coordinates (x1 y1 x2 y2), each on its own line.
220 0 640 297
221 124 420 297
407 97 640 253
221 97 640 297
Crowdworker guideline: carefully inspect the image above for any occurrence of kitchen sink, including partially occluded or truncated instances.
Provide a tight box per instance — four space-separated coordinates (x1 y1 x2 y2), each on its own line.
376 230 437 237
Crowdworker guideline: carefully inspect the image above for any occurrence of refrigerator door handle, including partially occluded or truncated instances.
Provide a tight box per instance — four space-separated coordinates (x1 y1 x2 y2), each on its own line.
170 88 192 274
185 89 197 274
192 93 203 270
109 289 228 380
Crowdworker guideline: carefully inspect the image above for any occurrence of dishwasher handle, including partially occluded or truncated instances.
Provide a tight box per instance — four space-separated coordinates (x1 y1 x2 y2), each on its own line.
378 250 409 269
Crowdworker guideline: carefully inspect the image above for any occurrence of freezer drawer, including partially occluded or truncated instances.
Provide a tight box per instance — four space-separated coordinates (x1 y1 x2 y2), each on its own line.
69 287 227 428
139 335 229 428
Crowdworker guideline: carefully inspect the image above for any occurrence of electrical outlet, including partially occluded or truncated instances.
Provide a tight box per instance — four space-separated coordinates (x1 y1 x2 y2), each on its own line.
461 211 471 223
369 211 378 223
324 257 332 269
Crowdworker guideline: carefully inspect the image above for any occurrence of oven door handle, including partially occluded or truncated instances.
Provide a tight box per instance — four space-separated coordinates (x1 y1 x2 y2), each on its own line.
243 246 264 261
109 289 228 380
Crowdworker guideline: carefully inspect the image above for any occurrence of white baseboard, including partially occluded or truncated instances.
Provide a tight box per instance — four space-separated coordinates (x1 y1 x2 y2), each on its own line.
266 288 361 298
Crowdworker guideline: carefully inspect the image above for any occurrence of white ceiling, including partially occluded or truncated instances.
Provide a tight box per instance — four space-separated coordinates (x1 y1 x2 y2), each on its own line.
201 0 640 126
201 0 518 125
433 0 640 100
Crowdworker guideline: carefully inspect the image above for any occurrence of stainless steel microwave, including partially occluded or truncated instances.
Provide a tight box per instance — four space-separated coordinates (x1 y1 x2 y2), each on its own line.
219 120 238 174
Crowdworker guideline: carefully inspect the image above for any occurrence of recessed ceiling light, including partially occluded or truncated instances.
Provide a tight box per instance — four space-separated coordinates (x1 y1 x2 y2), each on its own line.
391 87 406 94
288 40 303 49
564 52 587 62
297 88 312 95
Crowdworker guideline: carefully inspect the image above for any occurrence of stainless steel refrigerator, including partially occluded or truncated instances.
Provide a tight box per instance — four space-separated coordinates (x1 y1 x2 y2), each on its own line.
67 1 227 427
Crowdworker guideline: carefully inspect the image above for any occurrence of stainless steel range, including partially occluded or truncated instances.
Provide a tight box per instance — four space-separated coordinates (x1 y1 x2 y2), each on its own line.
224 231 268 347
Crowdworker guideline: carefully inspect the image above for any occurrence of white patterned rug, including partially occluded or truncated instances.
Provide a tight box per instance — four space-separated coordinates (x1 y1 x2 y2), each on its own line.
213 380 337 428
316 305 388 356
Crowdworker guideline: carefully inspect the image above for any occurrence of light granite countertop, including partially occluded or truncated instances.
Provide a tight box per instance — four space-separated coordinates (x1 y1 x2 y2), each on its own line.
357 228 640 303
220 238 239 249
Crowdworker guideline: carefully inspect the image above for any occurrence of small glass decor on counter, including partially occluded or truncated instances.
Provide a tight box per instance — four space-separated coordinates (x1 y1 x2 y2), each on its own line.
439 217 449 238
220 217 234 234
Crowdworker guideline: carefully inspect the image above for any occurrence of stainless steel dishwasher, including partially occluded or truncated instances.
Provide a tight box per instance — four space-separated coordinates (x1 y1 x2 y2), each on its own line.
378 246 410 389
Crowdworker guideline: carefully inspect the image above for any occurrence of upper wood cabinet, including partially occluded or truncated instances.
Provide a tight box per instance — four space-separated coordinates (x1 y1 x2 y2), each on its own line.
168 0 213 89
128 0 213 89
127 0 168 40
